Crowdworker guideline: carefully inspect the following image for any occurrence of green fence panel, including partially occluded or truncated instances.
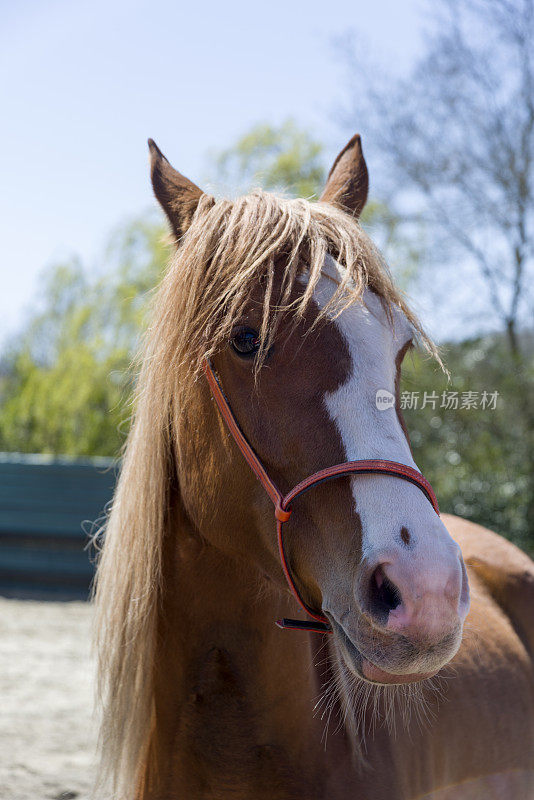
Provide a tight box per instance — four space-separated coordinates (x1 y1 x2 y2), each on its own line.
0 453 117 598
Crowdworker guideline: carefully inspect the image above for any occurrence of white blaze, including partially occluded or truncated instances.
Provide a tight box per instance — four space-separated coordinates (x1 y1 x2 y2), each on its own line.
312 260 444 562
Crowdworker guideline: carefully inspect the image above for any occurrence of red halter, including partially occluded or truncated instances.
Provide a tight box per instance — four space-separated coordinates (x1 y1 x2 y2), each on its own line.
203 359 439 634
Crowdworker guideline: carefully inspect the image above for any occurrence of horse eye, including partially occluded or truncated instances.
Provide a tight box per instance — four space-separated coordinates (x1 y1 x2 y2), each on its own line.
231 327 261 357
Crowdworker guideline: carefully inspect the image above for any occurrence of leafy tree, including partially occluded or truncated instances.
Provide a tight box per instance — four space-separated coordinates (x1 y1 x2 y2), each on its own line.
0 215 168 456
402 333 534 553
209 119 326 199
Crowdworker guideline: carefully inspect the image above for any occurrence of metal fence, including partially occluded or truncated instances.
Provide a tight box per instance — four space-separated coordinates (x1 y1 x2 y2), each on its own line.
0 453 116 599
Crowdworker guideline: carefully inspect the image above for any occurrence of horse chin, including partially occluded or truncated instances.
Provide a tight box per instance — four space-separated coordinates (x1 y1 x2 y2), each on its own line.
359 659 438 685
328 614 441 686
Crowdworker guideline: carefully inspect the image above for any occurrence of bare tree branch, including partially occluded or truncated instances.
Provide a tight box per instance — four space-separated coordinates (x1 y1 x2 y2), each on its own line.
341 0 534 353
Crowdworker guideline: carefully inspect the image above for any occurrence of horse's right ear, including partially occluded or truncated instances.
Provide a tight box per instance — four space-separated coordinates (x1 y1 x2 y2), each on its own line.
148 139 204 242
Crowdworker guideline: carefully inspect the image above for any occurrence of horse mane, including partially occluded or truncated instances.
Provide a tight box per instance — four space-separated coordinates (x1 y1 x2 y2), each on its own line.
93 189 436 798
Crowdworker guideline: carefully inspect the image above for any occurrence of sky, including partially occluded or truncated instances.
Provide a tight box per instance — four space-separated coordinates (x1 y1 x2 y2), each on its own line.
0 0 426 345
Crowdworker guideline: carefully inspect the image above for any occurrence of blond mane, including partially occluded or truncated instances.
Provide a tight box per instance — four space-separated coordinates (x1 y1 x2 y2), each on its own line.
93 189 435 798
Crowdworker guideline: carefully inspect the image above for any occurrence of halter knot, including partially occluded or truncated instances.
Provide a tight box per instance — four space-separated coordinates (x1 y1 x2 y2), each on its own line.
275 506 292 522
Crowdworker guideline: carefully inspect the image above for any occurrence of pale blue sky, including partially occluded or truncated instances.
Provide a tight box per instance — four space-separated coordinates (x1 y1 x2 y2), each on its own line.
0 0 426 344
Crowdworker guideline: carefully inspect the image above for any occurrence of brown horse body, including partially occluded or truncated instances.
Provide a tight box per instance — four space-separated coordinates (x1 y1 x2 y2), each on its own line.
142 514 534 800
95 136 534 799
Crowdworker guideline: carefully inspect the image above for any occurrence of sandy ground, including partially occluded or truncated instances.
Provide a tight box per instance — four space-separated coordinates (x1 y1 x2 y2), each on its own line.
0 598 96 800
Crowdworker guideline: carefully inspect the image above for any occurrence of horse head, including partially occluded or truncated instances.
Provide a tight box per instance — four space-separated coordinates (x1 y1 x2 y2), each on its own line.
147 135 469 686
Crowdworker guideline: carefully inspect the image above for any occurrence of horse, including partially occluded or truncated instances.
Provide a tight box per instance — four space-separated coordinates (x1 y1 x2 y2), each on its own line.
94 134 534 799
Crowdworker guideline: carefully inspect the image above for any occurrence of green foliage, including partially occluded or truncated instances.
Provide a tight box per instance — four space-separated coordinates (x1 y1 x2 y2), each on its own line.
0 214 168 457
0 344 129 457
210 119 326 199
402 334 534 553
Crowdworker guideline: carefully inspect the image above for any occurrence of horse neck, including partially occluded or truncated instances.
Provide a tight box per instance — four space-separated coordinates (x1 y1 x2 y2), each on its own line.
139 499 354 800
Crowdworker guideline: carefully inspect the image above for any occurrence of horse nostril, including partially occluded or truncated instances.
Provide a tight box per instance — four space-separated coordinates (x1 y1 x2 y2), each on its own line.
368 565 402 621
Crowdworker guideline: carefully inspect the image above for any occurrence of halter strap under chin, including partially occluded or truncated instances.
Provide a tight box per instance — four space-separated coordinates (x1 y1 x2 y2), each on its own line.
203 358 439 634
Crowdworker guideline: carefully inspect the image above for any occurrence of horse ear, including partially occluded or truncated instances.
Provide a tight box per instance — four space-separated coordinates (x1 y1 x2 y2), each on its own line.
320 134 369 219
148 139 204 242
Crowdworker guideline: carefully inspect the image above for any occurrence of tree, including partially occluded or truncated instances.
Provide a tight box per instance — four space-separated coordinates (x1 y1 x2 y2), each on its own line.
343 0 534 348
342 0 534 537
209 119 326 199
0 215 168 456
401 333 534 553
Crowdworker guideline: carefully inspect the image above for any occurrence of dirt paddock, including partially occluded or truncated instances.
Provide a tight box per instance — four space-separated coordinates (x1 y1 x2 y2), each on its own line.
0 598 96 800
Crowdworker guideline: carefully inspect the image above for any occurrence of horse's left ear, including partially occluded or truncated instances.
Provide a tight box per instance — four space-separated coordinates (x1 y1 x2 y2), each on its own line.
148 138 204 242
320 134 369 219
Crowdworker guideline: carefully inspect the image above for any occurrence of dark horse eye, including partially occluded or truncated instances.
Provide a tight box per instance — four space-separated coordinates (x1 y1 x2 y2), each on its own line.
231 327 261 357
